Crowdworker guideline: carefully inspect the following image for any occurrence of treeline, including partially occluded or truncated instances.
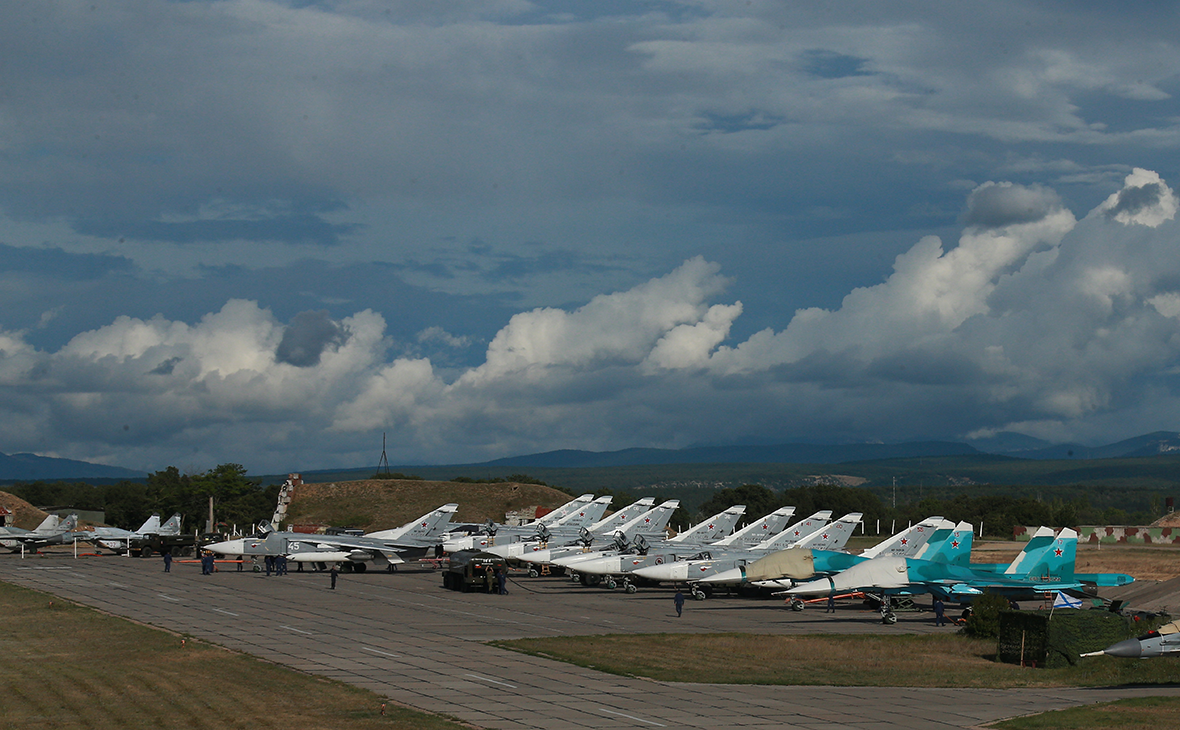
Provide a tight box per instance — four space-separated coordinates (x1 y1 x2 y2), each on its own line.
688 484 1162 537
5 464 278 532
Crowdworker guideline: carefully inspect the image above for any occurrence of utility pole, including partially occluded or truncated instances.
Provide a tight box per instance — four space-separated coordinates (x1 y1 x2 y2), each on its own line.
892 477 896 509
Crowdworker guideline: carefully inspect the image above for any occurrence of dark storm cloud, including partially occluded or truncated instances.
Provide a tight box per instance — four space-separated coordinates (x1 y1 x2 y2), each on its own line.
0 243 133 279
74 213 360 246
275 311 347 367
149 356 182 375
962 183 1063 229
799 49 873 79
1103 182 1164 220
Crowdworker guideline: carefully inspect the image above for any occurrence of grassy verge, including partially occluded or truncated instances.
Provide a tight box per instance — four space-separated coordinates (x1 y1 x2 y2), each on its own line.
490 633 1180 688
0 581 463 730
988 696 1180 729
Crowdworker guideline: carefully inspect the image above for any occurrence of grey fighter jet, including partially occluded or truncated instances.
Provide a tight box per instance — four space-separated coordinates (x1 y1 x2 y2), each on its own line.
205 503 458 572
1083 620 1180 658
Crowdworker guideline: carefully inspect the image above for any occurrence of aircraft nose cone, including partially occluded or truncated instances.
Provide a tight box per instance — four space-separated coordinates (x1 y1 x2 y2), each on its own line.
1101 639 1143 658
206 538 244 555
573 558 616 575
634 562 690 582
552 554 596 567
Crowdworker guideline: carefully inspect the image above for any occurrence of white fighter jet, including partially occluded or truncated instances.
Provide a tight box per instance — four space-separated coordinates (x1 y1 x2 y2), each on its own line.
442 494 612 552
628 510 843 594
482 497 657 561
553 505 749 589
516 499 681 571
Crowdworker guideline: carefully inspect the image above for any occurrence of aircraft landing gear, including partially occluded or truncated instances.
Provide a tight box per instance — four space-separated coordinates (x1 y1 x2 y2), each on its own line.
691 588 706 601
879 596 897 624
528 568 540 578
604 578 618 590
624 580 638 594
789 599 805 611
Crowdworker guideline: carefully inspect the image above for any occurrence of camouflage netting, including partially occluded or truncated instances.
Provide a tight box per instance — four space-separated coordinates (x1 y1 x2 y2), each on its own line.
998 610 1161 668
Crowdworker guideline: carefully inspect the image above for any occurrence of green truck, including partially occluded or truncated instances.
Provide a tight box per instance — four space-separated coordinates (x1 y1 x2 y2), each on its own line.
442 550 506 592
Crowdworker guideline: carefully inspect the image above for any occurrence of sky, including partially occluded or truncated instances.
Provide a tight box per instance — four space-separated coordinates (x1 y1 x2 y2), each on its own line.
3 1 1180 475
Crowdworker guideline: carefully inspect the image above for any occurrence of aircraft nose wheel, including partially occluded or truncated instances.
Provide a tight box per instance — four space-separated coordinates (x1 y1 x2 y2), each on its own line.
624 582 638 594
528 568 540 578
881 612 897 625
789 599 805 611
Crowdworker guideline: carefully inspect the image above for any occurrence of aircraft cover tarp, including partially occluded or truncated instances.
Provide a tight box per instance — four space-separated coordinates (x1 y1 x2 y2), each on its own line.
745 549 816 582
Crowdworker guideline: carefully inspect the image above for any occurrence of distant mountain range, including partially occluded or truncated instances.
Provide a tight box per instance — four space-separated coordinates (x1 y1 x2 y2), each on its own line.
4 431 1180 481
0 452 146 482
471 431 1180 468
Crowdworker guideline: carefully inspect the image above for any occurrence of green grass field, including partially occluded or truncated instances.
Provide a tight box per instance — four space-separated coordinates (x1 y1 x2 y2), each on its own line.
0 581 462 730
491 633 1180 689
5 576 1176 729
988 696 1180 729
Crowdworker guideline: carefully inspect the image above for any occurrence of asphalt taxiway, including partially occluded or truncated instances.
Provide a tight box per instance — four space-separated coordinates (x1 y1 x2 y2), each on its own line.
2 552 1176 729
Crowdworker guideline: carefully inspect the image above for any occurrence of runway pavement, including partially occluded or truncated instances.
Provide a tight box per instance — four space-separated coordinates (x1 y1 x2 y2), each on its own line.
2 551 1177 730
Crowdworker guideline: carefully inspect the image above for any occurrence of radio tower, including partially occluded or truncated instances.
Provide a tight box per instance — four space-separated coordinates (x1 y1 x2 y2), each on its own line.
377 432 391 477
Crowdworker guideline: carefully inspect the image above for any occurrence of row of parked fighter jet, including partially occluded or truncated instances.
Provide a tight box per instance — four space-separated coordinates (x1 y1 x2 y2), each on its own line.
13 491 1132 614
0 513 184 553
199 491 1133 613
448 494 1134 607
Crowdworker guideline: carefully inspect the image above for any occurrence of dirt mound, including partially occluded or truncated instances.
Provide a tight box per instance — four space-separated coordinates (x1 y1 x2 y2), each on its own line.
1151 511 1180 527
285 478 576 532
0 491 49 530
1106 576 1180 616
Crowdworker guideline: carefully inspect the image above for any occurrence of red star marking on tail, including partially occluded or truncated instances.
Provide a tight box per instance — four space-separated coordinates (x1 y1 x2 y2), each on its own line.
900 538 908 545
1055 548 1063 556
951 540 960 549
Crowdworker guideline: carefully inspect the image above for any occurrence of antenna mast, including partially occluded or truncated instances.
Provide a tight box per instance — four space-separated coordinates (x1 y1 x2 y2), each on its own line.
377 432 391 477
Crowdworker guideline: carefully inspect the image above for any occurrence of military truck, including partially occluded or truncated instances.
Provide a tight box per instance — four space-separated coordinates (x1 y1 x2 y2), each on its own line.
129 532 196 558
442 550 506 592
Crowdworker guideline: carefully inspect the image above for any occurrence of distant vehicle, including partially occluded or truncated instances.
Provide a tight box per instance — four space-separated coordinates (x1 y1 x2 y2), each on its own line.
131 519 196 558
442 550 506 592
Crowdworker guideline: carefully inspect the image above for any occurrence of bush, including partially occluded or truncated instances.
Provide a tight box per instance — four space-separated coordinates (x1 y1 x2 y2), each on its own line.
962 592 1011 640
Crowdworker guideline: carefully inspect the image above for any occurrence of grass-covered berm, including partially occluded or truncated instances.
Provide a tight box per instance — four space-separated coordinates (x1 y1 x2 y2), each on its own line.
0 582 463 730
492 633 1180 689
